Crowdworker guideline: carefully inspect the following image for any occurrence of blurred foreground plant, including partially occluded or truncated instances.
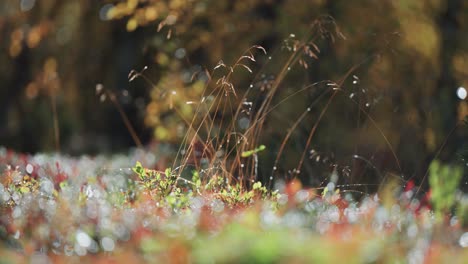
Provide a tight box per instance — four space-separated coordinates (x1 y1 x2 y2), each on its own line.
428 160 463 222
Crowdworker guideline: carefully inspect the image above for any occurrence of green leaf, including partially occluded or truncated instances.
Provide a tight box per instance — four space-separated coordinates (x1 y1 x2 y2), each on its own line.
132 161 146 180
253 181 262 190
322 186 328 198
165 167 172 178
241 145 266 158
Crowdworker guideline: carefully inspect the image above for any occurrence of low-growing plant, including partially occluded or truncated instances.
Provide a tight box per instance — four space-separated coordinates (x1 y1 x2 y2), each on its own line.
132 161 277 207
428 160 464 222
132 161 176 195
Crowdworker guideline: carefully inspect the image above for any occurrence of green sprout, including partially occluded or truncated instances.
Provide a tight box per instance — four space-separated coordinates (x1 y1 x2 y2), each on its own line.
241 145 266 158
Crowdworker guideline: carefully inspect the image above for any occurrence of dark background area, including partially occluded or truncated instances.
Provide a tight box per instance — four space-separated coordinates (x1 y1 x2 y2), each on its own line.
0 0 467 189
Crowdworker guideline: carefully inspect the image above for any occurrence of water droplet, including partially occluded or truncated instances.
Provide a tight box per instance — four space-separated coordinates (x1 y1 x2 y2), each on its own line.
12 207 22 218
268 56 272 60
240 164 244 168
101 237 115 252
175 48 186 59
40 179 54 195
99 4 113 21
327 206 340 223
287 67 291 71
13 230 20 239
20 0 36 12
459 232 468 247
344 208 359 223
295 190 310 203
26 164 34 174
307 107 311 112
87 240 99 254
349 93 355 99
273 166 277 171
74 243 87 256
211 199 225 212
76 230 92 248
407 224 418 238
456 86 467 100
365 103 370 107
450 216 459 227
278 194 288 205
238 117 250 130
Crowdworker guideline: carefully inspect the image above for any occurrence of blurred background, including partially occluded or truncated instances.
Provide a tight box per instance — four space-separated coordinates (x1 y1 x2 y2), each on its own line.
0 0 467 188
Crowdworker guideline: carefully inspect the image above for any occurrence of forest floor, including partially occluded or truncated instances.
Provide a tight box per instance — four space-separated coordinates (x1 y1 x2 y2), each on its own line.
0 147 467 263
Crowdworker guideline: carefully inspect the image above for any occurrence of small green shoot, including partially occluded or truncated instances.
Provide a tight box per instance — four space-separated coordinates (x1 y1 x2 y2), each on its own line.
241 145 266 158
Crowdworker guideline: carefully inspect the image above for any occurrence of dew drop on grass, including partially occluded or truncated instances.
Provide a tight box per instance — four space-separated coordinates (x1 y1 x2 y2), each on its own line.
344 208 359 223
1 191 9 203
101 237 115 252
327 206 340 223
238 117 250 129
295 190 309 203
211 199 224 213
287 67 291 71
456 86 467 100
278 194 288 205
175 48 186 59
12 207 22 218
99 4 113 21
76 230 92 248
74 244 87 256
349 93 355 99
190 197 204 210
26 163 34 174
12 192 20 204
450 216 458 227
20 0 36 12
316 220 330 234
459 232 468 247
40 179 54 195
407 224 418 238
